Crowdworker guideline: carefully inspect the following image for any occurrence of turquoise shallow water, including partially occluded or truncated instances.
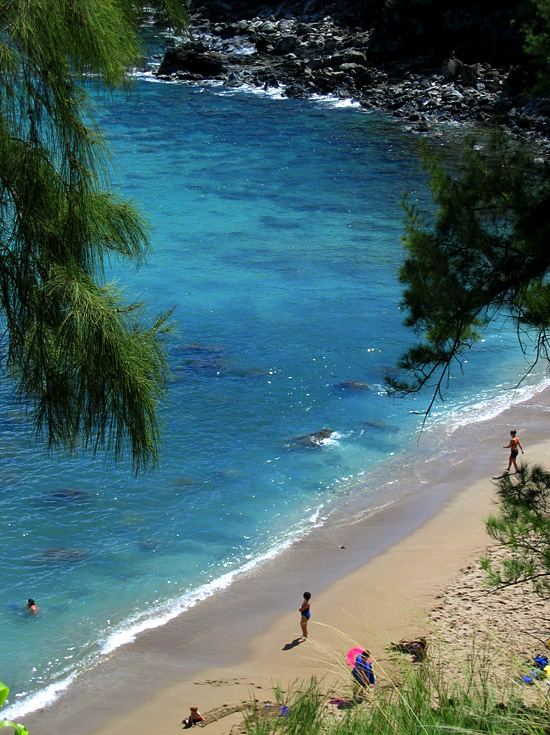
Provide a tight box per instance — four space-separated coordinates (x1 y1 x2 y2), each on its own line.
0 73 546 717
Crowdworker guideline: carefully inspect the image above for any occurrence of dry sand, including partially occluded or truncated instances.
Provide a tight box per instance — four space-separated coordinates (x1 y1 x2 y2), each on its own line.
24 392 550 735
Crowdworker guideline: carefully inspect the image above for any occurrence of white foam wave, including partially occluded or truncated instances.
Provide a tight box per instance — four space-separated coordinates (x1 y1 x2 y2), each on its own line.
6 509 327 720
429 374 550 436
100 521 323 656
2 673 78 721
133 68 364 111
309 93 361 109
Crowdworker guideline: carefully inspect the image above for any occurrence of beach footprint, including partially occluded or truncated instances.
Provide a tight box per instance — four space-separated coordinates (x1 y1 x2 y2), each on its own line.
194 677 247 687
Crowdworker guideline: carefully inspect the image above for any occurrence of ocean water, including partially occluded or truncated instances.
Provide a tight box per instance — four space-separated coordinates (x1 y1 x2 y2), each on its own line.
1 67 547 718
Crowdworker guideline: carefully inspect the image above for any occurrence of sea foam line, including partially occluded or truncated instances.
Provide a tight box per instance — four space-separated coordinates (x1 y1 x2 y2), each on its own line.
100 507 326 656
3 507 327 721
429 374 550 436
8 374 545 721
134 68 364 110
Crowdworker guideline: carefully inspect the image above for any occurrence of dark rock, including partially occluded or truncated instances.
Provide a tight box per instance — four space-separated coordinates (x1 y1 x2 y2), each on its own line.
335 380 371 392
273 35 300 54
306 57 328 70
154 4 550 150
441 56 463 82
286 428 334 449
41 488 93 503
355 68 378 89
30 547 90 564
296 22 311 37
343 50 367 65
503 65 535 98
254 34 272 53
157 48 225 77
284 84 308 97
460 63 479 87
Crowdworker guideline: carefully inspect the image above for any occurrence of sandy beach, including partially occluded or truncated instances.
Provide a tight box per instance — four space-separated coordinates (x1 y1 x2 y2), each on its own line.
23 389 550 735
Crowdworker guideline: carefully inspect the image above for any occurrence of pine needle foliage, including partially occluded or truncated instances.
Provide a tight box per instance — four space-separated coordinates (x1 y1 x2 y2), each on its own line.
482 463 550 597
388 128 550 417
0 0 186 472
522 0 550 92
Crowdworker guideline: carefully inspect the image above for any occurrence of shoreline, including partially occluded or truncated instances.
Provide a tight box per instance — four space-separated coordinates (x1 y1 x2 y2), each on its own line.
23 387 550 735
154 9 550 149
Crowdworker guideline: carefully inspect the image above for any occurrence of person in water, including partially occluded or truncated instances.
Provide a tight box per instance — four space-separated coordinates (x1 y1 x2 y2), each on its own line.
183 706 204 728
26 598 38 615
504 429 524 473
352 650 375 691
299 591 311 639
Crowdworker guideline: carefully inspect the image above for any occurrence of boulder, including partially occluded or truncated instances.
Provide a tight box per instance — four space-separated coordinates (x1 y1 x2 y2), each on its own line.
253 34 272 53
284 84 308 98
157 48 225 77
441 56 463 82
355 68 378 89
286 428 334 449
273 35 300 55
340 62 363 77
343 50 368 65
460 63 479 87
335 380 370 391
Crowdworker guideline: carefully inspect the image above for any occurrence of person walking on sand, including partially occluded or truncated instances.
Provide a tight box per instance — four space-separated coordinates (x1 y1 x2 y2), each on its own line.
504 429 524 473
299 591 311 639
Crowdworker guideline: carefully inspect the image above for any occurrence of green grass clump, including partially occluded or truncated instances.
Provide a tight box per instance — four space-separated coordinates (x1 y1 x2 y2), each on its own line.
243 653 548 735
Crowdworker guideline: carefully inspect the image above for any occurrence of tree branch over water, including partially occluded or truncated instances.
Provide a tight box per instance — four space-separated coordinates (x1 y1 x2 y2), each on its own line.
0 0 186 472
388 128 550 414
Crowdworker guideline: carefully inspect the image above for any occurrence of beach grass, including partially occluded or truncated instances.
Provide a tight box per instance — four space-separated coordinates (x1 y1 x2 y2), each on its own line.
243 642 550 735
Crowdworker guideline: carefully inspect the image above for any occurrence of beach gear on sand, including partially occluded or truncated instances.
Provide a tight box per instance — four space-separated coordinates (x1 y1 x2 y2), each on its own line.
390 638 429 662
347 646 364 666
521 655 549 684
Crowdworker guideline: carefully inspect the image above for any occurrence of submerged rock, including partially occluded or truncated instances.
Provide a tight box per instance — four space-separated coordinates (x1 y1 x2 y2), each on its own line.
362 419 400 433
172 343 228 376
286 428 333 449
138 539 159 552
335 380 371 392
30 547 90 565
41 488 93 503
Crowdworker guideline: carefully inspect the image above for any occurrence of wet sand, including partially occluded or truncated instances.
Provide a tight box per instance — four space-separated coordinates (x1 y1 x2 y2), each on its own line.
24 388 550 735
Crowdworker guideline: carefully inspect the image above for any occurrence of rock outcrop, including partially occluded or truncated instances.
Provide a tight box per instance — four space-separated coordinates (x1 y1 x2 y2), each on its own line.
152 3 550 145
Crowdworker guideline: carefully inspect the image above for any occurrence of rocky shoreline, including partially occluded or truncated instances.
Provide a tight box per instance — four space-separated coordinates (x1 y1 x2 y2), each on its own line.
152 7 550 146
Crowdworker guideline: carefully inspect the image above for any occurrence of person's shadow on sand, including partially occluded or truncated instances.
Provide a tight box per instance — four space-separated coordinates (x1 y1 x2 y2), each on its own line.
282 637 303 651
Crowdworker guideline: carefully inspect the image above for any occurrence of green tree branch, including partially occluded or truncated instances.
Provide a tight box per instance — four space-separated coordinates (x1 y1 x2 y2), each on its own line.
0 0 187 471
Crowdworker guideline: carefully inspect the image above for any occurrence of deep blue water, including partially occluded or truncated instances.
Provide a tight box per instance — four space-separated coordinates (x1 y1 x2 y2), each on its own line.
0 74 545 718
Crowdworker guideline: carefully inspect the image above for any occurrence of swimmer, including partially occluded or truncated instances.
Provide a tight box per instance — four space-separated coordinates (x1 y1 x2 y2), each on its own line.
27 598 38 615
